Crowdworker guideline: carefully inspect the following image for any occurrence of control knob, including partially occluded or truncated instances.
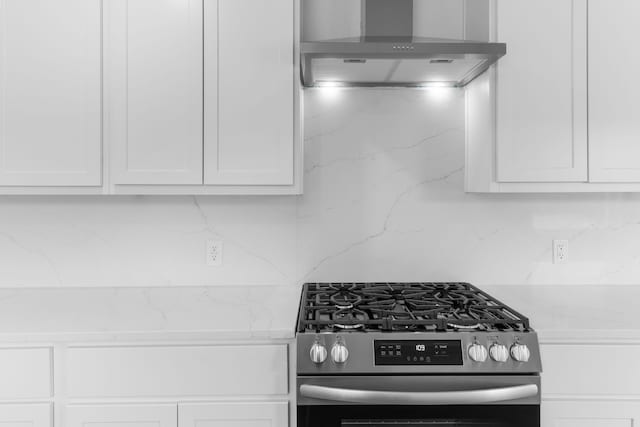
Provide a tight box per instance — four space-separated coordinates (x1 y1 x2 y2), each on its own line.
489 344 510 362
468 343 488 362
510 343 531 362
331 341 349 364
309 342 327 364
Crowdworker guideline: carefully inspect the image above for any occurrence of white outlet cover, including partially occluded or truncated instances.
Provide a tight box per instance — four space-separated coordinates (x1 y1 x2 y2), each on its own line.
206 240 223 266
553 240 568 264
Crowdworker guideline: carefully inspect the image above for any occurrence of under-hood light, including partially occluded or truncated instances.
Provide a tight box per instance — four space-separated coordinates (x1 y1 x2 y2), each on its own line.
418 82 456 88
316 81 347 88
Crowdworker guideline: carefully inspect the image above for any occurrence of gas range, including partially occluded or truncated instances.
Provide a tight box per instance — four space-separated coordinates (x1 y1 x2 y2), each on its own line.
296 283 542 427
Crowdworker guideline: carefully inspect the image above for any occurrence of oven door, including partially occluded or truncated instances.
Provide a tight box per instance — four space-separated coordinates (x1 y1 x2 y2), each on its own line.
297 375 540 427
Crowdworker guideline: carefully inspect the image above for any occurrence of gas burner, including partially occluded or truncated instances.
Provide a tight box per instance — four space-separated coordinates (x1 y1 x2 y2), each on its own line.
334 323 364 330
448 322 482 330
298 282 531 333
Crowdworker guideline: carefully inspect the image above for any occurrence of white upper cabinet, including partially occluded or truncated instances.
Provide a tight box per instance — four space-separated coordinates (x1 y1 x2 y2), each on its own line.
204 0 295 186
0 0 102 187
466 0 640 192
0 0 299 194
107 0 204 185
495 0 588 183
588 0 640 182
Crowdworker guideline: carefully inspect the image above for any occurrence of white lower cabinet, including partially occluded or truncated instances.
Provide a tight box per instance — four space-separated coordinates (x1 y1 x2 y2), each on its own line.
0 404 52 427
540 342 640 426
179 402 288 427
542 400 640 427
66 404 177 427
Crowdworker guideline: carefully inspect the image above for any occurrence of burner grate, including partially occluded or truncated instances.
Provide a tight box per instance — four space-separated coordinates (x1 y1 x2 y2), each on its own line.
297 282 531 333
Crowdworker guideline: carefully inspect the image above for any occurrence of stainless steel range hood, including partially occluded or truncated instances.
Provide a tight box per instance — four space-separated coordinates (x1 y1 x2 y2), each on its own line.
301 0 506 88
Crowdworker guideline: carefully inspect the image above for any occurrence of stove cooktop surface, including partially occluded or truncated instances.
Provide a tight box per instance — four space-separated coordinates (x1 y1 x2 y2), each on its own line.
297 282 532 333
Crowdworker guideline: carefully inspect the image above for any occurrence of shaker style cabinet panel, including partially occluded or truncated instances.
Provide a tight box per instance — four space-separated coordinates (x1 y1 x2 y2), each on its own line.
0 348 52 400
0 0 102 186
204 0 295 185
106 0 204 185
588 0 640 182
0 404 52 427
67 405 177 427
541 401 640 427
495 0 588 183
179 402 288 427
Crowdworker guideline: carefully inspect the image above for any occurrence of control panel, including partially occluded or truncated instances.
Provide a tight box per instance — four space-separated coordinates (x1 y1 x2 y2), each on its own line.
374 340 463 366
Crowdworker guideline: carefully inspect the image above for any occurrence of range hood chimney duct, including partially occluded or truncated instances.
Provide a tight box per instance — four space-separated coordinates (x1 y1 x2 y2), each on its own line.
362 0 413 39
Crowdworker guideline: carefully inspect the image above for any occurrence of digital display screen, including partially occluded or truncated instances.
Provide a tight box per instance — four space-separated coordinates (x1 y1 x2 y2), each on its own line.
374 340 463 366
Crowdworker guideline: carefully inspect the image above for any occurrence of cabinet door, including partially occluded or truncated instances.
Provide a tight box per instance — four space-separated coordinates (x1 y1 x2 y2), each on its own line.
179 402 288 427
541 400 640 427
0 404 51 427
588 0 640 182
0 0 101 186
204 0 294 185
67 405 177 427
107 0 203 185
495 0 588 182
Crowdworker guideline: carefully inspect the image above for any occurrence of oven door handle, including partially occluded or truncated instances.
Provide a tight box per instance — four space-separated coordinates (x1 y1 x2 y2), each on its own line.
299 383 539 405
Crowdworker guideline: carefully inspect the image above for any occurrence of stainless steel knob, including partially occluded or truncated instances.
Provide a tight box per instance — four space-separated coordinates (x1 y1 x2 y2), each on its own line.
309 342 327 364
331 342 349 364
468 343 488 362
510 344 531 362
489 344 510 362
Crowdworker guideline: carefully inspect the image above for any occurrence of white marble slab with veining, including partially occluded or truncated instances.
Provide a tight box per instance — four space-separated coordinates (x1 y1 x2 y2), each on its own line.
0 286 300 343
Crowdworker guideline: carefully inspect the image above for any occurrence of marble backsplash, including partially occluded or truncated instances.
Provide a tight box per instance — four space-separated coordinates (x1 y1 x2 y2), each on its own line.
1 87 640 287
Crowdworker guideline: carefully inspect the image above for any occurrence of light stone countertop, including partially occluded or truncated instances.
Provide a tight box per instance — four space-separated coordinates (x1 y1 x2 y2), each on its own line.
0 285 301 343
0 284 637 344
484 285 640 342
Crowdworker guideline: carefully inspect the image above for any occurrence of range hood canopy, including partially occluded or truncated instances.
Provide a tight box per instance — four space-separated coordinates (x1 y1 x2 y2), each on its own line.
301 0 506 88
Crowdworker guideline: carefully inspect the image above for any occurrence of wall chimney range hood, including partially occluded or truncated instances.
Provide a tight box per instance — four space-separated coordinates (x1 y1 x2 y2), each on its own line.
301 0 506 88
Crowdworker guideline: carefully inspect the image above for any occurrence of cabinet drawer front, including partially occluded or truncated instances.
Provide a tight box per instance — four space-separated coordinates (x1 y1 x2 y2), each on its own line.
67 344 288 398
0 348 52 399
541 344 640 396
0 403 52 427
179 402 288 427
67 404 177 427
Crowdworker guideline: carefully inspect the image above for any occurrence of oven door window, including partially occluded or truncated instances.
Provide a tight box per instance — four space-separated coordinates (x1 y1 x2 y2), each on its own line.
343 421 498 427
298 405 539 427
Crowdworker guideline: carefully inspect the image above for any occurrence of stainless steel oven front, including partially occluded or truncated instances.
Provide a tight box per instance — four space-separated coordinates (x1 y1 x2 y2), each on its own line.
297 375 540 427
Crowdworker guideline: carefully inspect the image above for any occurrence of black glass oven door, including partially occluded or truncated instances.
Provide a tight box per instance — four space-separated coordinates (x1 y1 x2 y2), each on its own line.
344 421 499 427
298 404 539 427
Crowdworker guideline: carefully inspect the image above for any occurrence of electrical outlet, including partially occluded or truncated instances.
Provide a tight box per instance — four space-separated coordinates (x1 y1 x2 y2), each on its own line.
553 240 568 264
206 240 223 266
